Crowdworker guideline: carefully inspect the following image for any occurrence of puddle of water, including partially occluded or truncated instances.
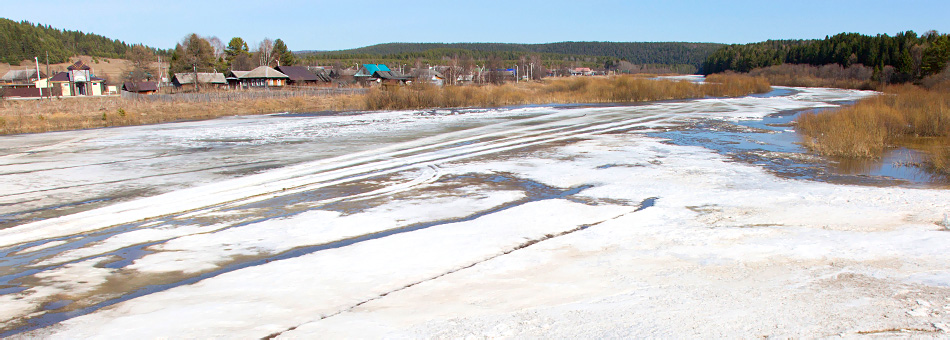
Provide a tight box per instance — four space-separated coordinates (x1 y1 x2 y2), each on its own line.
651 103 949 187
748 87 798 99
42 300 73 311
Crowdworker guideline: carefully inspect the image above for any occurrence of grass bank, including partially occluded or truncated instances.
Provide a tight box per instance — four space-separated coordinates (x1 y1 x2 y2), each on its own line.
0 94 363 135
0 74 769 135
797 84 950 173
363 74 770 110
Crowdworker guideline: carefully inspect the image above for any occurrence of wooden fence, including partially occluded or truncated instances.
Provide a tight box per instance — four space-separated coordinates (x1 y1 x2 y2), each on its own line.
120 87 367 103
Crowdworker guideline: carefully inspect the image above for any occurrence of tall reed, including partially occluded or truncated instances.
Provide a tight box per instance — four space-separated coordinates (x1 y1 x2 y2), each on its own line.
0 94 363 135
1 74 771 135
363 74 770 111
797 84 950 172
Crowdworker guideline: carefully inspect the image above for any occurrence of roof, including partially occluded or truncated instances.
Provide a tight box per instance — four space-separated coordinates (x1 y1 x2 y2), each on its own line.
1 69 44 82
311 68 331 82
373 70 410 81
275 66 318 81
242 66 288 79
226 70 250 79
411 69 445 79
173 72 227 84
67 60 91 71
50 72 70 82
356 64 391 77
122 82 158 92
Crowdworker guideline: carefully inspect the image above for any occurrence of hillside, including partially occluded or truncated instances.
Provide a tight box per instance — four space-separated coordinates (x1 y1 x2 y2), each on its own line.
0 18 166 66
301 42 724 70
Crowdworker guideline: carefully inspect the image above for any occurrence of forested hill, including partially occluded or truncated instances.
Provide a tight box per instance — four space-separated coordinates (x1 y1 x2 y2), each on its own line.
0 18 164 65
702 31 950 80
303 42 724 69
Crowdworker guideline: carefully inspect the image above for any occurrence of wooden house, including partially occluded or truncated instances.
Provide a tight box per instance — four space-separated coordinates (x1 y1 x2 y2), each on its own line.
226 66 288 89
355 64 409 85
411 69 445 86
1 69 46 88
122 82 159 94
275 66 319 85
172 72 227 89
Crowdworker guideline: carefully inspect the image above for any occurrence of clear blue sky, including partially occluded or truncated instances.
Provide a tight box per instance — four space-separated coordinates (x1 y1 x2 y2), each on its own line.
3 0 949 51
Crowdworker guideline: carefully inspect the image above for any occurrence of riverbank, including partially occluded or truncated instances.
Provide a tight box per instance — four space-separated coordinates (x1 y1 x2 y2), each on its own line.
0 74 769 135
797 84 950 175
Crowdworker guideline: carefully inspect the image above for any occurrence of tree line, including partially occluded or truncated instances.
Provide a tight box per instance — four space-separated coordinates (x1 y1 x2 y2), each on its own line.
303 42 723 69
0 18 166 65
702 31 950 82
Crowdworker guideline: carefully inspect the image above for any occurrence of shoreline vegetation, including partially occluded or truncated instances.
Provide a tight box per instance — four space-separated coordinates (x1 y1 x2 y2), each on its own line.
0 74 769 135
797 76 950 174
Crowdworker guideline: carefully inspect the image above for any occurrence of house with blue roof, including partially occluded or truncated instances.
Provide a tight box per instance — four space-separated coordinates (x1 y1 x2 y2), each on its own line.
355 64 410 85
355 64 391 78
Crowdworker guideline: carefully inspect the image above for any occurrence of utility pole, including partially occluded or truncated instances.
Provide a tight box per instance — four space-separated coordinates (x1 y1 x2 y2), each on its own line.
194 64 199 92
45 51 51 100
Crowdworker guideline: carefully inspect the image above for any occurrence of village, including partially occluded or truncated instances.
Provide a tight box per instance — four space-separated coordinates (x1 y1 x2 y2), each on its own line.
0 57 603 100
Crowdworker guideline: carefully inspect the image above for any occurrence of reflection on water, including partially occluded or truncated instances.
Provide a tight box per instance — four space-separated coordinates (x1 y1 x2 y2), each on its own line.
654 100 950 187
831 148 927 180
830 136 950 185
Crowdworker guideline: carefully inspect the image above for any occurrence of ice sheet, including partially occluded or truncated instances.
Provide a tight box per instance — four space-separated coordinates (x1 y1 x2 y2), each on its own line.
6 86 950 338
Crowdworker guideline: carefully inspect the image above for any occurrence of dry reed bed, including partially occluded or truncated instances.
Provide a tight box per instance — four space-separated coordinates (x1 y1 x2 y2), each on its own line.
0 74 770 135
747 64 877 90
363 74 771 110
0 94 363 135
797 84 950 173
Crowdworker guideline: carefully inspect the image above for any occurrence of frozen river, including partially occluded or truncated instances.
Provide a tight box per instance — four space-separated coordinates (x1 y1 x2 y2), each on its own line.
3 85 950 337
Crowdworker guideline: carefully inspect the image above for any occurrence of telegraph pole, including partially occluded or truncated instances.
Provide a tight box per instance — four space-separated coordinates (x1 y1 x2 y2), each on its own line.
45 51 51 100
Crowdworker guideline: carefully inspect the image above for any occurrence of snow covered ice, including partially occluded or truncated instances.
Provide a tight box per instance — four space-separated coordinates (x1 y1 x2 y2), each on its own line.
4 86 950 337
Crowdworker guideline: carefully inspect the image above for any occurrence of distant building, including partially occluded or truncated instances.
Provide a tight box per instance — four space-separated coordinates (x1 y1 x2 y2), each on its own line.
354 64 390 80
275 65 319 86
225 66 289 89
172 72 227 89
1 69 46 87
30 61 107 97
355 64 409 85
571 67 594 76
411 69 445 86
122 81 158 94
307 67 332 82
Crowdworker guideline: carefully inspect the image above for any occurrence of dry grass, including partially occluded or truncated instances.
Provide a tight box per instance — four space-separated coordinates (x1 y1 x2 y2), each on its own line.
797 83 950 172
748 64 877 90
0 74 770 135
363 74 770 111
0 94 363 135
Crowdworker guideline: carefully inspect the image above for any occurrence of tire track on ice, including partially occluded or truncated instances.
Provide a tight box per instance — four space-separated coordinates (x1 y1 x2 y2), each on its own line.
0 109 672 248
262 197 660 339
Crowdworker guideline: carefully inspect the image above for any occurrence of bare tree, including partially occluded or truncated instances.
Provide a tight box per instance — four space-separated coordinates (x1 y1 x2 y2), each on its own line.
208 36 225 59
256 38 275 67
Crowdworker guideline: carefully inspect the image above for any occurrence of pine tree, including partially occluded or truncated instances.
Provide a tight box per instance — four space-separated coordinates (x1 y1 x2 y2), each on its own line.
273 39 296 66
